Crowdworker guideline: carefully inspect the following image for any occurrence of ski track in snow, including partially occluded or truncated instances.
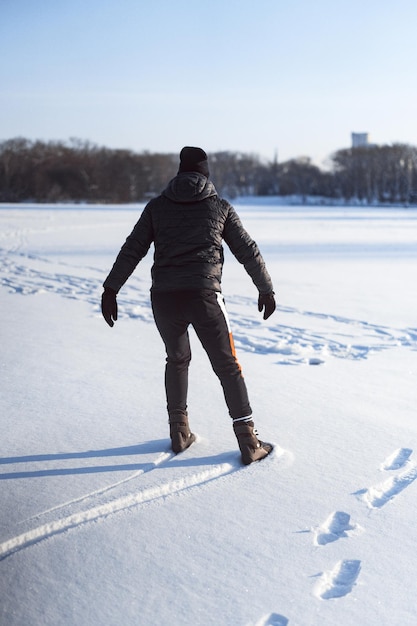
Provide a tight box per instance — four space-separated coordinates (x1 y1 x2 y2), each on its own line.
0 444 289 561
21 449 174 522
1 246 416 365
0 459 238 561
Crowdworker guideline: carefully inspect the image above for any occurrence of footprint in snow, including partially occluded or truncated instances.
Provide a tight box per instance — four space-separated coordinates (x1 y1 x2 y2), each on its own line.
355 448 417 508
313 511 361 546
360 463 417 509
380 447 413 471
314 559 361 600
254 613 288 626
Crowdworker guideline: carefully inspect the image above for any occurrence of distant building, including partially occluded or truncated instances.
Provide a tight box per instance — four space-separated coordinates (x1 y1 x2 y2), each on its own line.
351 132 370 148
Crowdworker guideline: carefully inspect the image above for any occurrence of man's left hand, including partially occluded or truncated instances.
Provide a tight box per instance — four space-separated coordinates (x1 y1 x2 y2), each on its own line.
258 292 276 320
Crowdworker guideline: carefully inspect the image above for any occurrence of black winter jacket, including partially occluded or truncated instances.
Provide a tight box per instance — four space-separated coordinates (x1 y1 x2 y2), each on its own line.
103 172 274 294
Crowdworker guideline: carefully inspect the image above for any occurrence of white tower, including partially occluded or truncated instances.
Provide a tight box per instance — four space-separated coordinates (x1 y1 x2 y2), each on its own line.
351 133 370 148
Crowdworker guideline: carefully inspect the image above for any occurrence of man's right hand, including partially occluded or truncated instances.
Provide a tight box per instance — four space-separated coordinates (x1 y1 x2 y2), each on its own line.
101 287 118 327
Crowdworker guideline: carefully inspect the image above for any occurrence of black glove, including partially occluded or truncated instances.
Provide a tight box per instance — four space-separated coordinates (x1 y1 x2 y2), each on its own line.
258 292 276 320
101 287 118 327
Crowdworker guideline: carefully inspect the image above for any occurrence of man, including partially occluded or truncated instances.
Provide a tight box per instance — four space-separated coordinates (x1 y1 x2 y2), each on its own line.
101 147 276 465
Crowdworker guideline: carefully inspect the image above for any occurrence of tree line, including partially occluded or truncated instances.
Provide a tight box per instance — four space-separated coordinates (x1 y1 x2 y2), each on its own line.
1 136 417 205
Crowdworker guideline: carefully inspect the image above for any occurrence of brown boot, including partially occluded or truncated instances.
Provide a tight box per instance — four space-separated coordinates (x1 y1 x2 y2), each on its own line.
169 415 196 454
233 419 273 465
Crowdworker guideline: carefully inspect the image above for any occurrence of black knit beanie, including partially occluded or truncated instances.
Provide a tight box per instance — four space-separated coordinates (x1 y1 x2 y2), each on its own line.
178 146 209 177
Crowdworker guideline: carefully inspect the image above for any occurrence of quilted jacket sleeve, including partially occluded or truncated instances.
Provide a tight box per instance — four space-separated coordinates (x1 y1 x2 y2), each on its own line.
222 201 274 295
103 205 154 293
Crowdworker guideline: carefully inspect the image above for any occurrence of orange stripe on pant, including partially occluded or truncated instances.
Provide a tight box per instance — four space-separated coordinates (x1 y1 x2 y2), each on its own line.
216 292 242 373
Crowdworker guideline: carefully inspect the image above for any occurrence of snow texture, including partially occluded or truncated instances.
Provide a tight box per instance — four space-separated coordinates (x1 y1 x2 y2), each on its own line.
1 202 417 625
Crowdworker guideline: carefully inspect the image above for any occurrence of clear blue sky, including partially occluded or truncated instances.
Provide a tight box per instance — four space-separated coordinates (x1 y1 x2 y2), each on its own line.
1 0 417 165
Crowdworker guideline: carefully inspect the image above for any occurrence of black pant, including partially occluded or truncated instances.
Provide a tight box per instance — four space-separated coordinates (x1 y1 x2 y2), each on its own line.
151 290 252 421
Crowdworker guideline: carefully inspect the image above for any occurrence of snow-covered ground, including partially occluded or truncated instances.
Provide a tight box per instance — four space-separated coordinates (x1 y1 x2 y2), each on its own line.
1 202 417 626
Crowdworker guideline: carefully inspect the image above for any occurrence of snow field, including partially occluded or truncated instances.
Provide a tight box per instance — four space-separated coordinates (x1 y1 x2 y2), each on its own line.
1 203 417 625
